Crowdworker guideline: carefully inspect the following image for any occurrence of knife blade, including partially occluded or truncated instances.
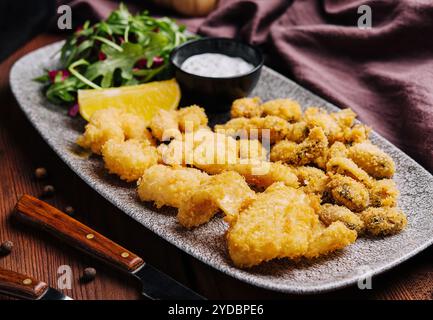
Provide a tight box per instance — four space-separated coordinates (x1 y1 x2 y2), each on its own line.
14 194 205 300
0 267 72 300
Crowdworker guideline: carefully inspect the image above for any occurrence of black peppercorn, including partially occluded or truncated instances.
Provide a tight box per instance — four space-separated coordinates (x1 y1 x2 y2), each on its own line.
42 185 55 197
65 206 75 216
0 240 13 255
35 167 47 179
81 267 96 282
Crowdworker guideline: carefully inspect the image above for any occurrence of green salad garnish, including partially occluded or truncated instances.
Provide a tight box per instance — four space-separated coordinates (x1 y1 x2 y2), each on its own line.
36 3 193 109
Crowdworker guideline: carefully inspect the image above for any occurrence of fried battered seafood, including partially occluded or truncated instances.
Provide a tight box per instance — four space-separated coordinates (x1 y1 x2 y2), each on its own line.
177 105 208 132
327 174 370 212
238 139 268 160
369 179 399 207
77 108 154 154
149 109 180 141
318 204 364 233
327 156 374 187
102 139 159 182
215 116 288 143
261 99 302 122
349 141 395 179
360 207 407 236
230 97 262 118
227 183 357 267
303 107 365 144
78 95 407 270
270 127 328 165
285 122 310 143
137 165 209 208
293 166 329 196
178 171 255 228
149 105 208 141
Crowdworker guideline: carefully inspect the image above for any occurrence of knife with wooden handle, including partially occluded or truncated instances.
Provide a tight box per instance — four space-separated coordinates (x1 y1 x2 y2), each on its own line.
0 267 72 300
14 194 205 300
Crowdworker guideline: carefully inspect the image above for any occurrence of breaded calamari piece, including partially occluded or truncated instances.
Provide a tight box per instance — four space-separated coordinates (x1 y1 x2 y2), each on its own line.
369 179 399 207
261 99 302 122
230 97 262 118
293 166 329 196
149 109 180 141
285 122 310 143
178 171 255 228
303 221 358 258
227 183 356 267
121 113 155 144
318 204 364 233
327 174 370 212
101 139 158 182
195 160 299 189
77 108 153 154
326 156 374 187
314 141 349 169
270 127 328 165
238 139 268 161
331 108 357 128
137 165 209 208
343 124 371 144
303 107 343 143
349 141 395 179
177 105 208 132
360 207 407 236
215 116 289 144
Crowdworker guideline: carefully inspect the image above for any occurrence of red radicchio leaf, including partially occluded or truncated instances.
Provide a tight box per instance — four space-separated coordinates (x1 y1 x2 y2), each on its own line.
68 103 79 117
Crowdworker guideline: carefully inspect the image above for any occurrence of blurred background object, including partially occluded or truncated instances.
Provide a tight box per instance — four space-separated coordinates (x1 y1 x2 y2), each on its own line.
153 0 218 16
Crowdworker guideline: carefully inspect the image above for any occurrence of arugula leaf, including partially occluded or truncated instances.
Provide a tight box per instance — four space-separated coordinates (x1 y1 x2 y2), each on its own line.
85 42 145 88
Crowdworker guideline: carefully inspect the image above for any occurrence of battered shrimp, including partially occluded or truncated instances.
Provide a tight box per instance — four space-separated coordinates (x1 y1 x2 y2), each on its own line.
101 139 159 182
327 174 370 212
270 127 328 165
318 204 364 233
149 109 180 141
360 207 407 236
177 105 208 132
293 166 329 196
77 108 153 154
137 164 209 208
369 179 399 207
349 141 395 179
215 116 289 144
177 171 255 228
227 183 356 268
261 99 302 122
230 97 262 118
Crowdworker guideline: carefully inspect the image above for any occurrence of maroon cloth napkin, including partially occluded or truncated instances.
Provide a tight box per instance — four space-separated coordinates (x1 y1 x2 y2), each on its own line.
67 0 433 172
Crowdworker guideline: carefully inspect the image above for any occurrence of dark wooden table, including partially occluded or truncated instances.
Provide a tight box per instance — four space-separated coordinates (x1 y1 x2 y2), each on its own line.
1 34 432 300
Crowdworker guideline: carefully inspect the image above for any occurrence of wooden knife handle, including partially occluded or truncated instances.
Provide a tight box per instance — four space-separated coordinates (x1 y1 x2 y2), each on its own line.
15 194 145 273
0 267 48 300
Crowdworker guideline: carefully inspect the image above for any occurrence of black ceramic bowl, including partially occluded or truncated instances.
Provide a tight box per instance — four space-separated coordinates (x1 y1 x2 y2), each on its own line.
170 37 264 113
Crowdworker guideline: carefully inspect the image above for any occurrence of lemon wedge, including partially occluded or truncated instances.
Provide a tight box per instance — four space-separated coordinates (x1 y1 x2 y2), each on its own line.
78 79 181 122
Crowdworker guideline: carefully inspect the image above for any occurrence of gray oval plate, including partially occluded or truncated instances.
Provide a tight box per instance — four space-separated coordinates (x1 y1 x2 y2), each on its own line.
10 41 433 294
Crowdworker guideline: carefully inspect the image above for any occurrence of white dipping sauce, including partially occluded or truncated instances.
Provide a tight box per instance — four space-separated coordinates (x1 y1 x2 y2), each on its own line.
181 53 254 78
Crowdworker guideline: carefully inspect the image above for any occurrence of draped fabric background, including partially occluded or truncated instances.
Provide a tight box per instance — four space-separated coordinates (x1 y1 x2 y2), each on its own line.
5 0 433 172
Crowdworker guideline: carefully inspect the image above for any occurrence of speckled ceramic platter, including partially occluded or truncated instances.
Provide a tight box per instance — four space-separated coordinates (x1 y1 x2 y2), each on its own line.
10 41 433 294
